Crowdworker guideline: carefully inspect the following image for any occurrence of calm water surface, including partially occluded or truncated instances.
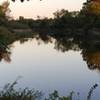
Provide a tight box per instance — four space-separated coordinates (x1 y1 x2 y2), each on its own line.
0 39 100 100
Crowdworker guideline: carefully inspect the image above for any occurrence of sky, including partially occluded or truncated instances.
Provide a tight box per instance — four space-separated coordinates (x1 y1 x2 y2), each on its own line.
0 0 86 19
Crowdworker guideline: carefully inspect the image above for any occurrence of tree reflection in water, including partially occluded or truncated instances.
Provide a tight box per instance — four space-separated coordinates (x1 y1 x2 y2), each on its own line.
0 29 100 72
82 50 100 71
0 43 11 63
30 30 100 72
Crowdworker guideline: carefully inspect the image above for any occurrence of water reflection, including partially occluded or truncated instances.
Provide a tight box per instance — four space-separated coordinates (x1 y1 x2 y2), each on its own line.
82 50 100 71
0 29 100 72
0 43 11 63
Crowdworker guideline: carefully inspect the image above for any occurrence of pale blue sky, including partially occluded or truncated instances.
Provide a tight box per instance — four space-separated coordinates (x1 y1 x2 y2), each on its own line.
1 0 86 19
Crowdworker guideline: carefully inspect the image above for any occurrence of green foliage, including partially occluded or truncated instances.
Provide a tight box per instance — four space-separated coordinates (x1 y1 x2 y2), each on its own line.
9 20 30 29
0 7 4 17
45 90 74 100
0 80 42 100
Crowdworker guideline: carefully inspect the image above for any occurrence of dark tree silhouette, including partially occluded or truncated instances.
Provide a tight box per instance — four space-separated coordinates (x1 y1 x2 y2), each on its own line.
12 0 30 2
11 0 42 2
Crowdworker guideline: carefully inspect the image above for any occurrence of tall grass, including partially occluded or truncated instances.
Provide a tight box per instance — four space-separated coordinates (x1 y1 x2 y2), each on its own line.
0 80 42 100
0 79 98 100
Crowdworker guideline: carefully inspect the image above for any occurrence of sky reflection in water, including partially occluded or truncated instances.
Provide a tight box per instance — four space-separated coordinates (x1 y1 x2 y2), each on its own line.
0 39 100 99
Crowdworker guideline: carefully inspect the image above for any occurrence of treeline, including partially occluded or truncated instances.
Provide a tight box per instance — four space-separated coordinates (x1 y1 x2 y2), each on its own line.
0 0 100 38
12 8 100 35
0 0 100 35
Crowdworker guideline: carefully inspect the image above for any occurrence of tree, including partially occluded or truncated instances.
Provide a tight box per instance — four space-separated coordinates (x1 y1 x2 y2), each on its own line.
0 1 10 18
83 0 100 16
